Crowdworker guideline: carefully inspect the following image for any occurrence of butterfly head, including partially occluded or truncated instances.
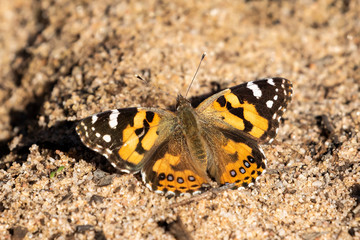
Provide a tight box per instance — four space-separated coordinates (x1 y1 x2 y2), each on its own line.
176 94 192 110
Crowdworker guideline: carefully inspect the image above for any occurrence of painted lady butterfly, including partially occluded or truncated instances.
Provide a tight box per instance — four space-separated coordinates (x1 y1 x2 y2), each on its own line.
76 71 292 196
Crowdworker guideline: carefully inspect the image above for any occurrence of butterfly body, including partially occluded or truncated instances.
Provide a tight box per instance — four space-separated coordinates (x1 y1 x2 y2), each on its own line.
76 78 293 195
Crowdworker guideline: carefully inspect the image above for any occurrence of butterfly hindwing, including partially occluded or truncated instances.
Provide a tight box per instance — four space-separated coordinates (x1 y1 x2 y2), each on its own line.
141 133 210 195
76 108 172 173
204 127 266 188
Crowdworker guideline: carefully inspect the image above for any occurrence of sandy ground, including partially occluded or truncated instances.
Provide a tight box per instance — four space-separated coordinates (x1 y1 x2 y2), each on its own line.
0 0 359 239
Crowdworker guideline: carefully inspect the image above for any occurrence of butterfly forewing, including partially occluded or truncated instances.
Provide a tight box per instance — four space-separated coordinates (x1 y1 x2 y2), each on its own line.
198 78 292 144
76 108 172 172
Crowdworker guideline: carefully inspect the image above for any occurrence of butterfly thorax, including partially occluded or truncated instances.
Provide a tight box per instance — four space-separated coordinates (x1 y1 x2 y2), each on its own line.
176 95 208 168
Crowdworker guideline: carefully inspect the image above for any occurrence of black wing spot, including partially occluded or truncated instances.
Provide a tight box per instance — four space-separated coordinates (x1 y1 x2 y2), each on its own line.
177 177 184 184
261 162 266 169
243 160 251 168
158 173 166 180
135 128 144 136
226 101 233 110
217 96 226 107
248 156 255 163
146 111 155 122
167 174 174 181
230 170 237 177
239 167 246 174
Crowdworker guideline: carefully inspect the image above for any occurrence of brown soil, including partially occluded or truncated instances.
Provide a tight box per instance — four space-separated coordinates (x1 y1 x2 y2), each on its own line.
0 0 359 239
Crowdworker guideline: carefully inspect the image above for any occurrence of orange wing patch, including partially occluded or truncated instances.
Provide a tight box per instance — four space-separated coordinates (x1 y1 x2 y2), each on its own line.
118 110 161 165
150 153 208 194
211 92 269 139
142 139 210 195
219 139 265 187
206 129 266 189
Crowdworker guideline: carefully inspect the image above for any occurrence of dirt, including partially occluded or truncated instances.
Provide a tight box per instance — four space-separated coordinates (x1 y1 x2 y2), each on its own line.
0 0 359 239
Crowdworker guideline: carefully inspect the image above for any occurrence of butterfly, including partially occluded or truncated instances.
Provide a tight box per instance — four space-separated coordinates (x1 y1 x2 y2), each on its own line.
76 77 292 196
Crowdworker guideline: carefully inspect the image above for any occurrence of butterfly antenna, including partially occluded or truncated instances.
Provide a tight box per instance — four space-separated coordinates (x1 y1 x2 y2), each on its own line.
135 75 176 101
185 52 206 98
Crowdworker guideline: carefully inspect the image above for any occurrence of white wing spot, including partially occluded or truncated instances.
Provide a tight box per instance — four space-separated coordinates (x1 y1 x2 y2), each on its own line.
166 191 175 196
83 125 88 131
269 138 274 144
91 127 95 131
141 170 147 183
109 110 119 129
266 100 274 108
146 183 153 191
103 134 111 142
276 128 279 134
91 115 98 124
274 95 278 100
275 88 279 92
247 82 262 99
95 132 101 138
273 113 277 119
120 169 130 174
259 146 265 156
267 78 275 86
85 132 89 137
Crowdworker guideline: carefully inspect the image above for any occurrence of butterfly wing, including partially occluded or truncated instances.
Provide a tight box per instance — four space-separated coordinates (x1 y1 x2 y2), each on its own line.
203 126 266 188
77 107 210 195
197 78 292 187
197 78 293 144
76 107 174 173
141 133 210 195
